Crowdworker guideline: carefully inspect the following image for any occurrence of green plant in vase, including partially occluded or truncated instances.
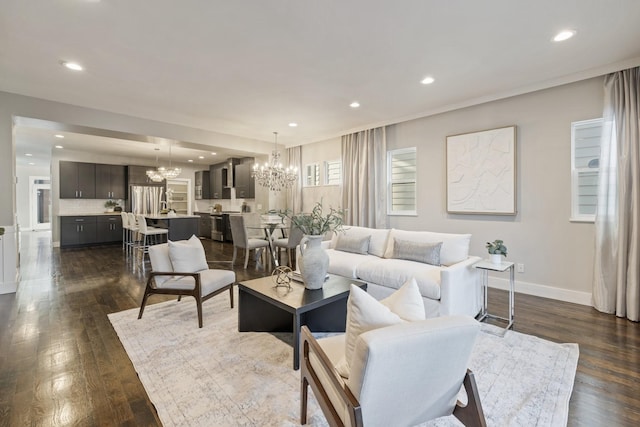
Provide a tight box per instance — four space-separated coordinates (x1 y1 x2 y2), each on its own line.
486 239 507 264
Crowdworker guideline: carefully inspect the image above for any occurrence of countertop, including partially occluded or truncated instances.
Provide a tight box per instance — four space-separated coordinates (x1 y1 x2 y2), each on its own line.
58 212 123 217
144 214 200 219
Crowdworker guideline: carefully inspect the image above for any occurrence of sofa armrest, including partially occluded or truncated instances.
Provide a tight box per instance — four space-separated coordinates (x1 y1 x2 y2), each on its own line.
439 256 482 317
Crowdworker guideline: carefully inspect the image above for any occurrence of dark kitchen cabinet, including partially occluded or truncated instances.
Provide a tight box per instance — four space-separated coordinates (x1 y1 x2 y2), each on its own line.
128 165 166 186
95 164 127 199
60 216 97 247
209 164 229 199
96 215 122 243
234 163 255 199
59 161 96 199
195 170 210 200
197 213 211 238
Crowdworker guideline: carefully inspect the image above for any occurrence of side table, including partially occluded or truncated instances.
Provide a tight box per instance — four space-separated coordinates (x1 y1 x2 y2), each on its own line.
473 259 515 330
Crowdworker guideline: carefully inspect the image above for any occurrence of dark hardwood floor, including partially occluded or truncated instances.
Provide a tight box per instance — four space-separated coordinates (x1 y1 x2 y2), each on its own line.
0 231 638 426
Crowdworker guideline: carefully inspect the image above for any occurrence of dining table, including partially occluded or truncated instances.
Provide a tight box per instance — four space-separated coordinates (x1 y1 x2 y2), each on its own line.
245 222 287 268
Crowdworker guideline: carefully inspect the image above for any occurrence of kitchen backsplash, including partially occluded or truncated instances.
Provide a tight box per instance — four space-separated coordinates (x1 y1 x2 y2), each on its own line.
58 199 121 215
193 199 257 213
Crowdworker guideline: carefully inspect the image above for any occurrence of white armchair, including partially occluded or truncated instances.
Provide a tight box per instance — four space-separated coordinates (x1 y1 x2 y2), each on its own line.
138 236 235 328
300 315 486 426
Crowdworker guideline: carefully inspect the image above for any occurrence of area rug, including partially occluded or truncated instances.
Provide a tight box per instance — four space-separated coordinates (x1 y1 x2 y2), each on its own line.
108 295 579 426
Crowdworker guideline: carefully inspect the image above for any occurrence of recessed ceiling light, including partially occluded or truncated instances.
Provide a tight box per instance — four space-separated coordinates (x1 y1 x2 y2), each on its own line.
188 159 193 163
211 152 217 155
55 145 64 149
25 153 32 157
421 76 435 85
198 155 205 159
55 134 64 138
61 61 84 71
553 30 576 42
288 122 298 127
28 162 35 166
350 101 360 108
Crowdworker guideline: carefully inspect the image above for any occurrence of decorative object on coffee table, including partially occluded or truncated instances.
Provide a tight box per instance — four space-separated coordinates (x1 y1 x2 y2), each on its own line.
283 202 344 290
271 265 293 290
486 239 507 265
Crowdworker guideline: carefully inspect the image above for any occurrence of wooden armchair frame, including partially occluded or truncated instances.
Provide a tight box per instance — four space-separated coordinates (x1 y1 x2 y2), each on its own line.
300 326 486 427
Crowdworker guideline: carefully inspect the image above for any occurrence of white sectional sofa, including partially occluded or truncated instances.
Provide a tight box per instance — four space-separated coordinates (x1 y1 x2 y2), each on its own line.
321 226 482 318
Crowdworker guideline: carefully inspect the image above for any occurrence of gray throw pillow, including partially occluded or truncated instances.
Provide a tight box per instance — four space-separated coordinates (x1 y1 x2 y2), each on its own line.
335 234 371 255
392 238 442 266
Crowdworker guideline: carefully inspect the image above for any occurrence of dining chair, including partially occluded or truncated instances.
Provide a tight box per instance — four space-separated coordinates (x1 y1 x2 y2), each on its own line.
229 215 270 268
125 212 140 255
273 223 304 269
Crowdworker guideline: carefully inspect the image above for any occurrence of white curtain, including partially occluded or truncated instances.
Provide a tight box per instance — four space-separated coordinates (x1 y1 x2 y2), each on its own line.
341 127 387 228
593 67 640 322
286 146 303 214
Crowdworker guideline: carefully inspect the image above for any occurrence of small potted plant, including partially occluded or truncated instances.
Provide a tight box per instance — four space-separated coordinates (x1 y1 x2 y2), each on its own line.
281 202 345 289
486 239 507 265
104 199 119 212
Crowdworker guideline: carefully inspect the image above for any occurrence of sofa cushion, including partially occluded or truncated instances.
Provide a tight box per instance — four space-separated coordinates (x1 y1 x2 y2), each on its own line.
383 229 471 266
168 235 209 273
326 249 377 279
335 234 371 255
356 258 442 300
392 238 442 266
331 226 390 258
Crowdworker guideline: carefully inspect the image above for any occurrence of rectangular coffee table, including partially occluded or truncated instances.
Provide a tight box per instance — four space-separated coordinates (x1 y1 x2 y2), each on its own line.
238 274 367 370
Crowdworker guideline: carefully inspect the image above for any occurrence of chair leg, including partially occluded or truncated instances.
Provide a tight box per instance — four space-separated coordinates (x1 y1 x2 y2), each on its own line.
138 279 153 319
244 249 249 269
453 369 487 427
232 246 237 265
196 296 204 328
229 285 234 308
301 376 309 425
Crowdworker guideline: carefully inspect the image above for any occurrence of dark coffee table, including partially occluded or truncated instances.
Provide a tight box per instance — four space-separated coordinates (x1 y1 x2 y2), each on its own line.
238 274 367 370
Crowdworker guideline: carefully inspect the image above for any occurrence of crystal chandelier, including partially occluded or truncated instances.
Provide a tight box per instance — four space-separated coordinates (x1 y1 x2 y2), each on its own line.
146 142 181 182
252 132 298 191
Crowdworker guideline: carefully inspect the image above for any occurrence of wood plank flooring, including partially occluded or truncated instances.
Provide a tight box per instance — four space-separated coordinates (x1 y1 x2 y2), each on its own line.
0 231 638 426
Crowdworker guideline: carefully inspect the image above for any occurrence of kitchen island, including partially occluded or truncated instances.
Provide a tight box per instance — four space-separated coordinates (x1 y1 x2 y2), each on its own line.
144 214 199 241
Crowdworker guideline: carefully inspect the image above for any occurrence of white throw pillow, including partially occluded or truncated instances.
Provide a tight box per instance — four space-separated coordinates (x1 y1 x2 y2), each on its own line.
380 277 426 321
336 279 425 378
168 235 208 273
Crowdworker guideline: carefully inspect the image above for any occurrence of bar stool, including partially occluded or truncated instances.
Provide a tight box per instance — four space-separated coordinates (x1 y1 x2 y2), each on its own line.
136 214 169 264
126 212 140 255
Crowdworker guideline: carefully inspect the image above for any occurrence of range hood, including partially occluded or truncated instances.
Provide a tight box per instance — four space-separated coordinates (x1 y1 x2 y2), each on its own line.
223 158 240 188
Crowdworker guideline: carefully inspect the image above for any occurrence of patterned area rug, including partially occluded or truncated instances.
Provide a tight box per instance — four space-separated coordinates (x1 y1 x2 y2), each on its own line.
108 294 578 426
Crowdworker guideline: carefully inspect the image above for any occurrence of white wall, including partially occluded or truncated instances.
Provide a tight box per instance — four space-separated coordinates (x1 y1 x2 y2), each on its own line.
16 164 51 230
385 77 604 303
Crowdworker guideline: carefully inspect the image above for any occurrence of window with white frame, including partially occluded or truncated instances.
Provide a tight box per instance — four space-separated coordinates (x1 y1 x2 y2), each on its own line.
387 147 417 215
324 160 341 185
571 118 602 221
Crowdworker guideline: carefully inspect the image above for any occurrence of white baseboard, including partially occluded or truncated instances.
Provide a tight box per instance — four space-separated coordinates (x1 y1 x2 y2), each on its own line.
489 277 592 306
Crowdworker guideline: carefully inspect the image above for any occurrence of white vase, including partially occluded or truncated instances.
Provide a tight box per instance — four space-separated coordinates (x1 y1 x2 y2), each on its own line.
490 254 503 265
298 235 329 290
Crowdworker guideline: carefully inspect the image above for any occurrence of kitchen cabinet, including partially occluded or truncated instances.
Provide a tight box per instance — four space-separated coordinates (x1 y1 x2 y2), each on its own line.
234 162 255 199
96 215 122 243
60 216 97 247
209 163 229 199
127 165 166 187
195 170 210 200
95 164 127 199
196 212 212 238
59 161 96 199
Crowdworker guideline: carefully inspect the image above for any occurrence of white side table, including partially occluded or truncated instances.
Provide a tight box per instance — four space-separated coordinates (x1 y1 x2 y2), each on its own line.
473 259 515 330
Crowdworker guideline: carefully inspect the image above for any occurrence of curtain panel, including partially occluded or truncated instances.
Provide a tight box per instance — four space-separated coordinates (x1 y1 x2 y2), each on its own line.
286 146 303 214
593 67 640 321
341 127 387 228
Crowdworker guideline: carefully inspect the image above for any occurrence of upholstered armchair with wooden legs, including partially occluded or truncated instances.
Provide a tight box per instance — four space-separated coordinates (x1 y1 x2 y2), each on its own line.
300 316 486 427
138 236 235 328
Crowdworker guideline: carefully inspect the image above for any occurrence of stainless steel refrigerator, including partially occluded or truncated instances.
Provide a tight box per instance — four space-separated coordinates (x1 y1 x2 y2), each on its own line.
130 185 164 216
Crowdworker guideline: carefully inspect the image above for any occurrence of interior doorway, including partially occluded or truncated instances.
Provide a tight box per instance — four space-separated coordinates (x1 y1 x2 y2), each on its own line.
29 177 51 231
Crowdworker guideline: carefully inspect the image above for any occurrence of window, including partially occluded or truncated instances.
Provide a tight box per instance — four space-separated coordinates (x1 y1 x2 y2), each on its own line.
571 118 602 221
324 160 341 185
387 147 417 215
304 163 320 187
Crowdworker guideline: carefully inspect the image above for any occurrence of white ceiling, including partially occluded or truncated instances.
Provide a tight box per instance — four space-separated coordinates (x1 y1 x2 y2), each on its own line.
3 0 640 168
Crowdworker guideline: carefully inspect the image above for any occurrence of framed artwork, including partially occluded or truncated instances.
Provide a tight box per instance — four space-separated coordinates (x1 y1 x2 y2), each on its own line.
446 125 517 215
